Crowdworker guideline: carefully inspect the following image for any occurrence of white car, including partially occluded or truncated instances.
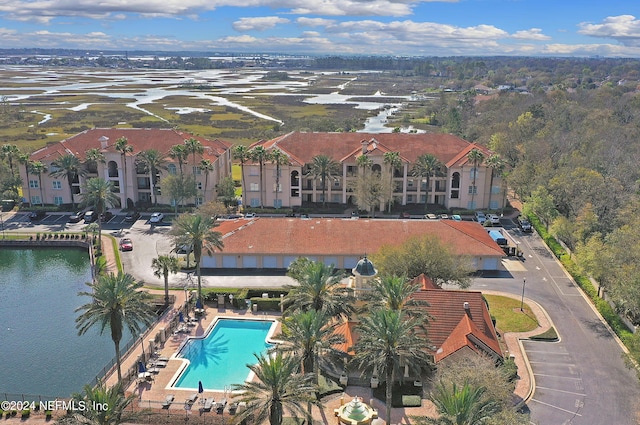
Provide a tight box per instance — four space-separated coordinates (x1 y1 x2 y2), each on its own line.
244 212 256 218
149 212 164 223
486 214 501 225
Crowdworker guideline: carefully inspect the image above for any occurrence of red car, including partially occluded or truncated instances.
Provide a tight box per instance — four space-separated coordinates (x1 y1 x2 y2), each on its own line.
119 238 133 251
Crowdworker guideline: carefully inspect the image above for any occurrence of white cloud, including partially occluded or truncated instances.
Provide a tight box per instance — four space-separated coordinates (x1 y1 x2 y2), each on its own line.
233 16 290 32
578 15 640 47
296 17 336 27
218 34 259 43
511 28 550 41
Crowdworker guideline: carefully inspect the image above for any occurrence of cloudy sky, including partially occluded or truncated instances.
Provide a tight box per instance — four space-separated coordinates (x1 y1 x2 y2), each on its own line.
1 0 639 56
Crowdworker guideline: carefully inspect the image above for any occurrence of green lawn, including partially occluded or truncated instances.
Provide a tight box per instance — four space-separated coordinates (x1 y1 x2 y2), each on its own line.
485 294 539 333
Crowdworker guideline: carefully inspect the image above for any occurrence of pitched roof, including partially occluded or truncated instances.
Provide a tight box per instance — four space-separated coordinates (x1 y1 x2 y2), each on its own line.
333 321 358 355
31 128 232 163
250 131 474 165
409 288 502 362
213 218 505 257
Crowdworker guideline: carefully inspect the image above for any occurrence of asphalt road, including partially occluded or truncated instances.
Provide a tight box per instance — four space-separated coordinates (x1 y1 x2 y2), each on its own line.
470 220 640 425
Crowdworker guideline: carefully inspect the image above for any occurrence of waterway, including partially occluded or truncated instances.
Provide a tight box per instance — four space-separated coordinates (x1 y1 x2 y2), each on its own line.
0 247 133 398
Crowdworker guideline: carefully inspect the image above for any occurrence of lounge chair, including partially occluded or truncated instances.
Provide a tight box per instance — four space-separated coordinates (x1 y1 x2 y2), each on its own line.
156 356 170 362
215 398 227 414
186 393 198 404
228 402 238 414
203 398 215 412
162 394 174 408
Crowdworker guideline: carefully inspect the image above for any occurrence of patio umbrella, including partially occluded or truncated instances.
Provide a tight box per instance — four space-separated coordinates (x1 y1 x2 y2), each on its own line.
196 298 203 310
179 311 184 322
198 380 204 394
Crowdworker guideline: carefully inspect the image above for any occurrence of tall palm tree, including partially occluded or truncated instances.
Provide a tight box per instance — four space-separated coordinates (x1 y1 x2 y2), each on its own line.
283 260 353 319
169 143 188 177
232 145 250 208
232 351 318 425
310 154 340 208
0 143 20 179
169 213 223 303
60 380 137 425
419 382 500 425
467 148 485 210
18 153 32 204
250 146 269 208
50 153 86 209
151 255 180 307
276 309 344 378
114 137 133 207
366 274 421 312
351 309 433 425
485 154 505 211
412 153 443 212
383 151 402 213
184 138 204 204
136 149 167 206
84 148 106 175
199 159 215 202
79 177 119 241
75 272 156 384
29 161 46 206
269 148 289 209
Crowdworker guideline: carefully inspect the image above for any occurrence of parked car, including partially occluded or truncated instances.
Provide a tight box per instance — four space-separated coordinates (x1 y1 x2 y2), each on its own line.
83 211 97 223
486 213 501 225
28 210 46 221
124 211 141 222
244 212 256 219
474 211 486 224
119 238 133 251
518 217 532 233
399 212 411 219
451 214 462 221
68 211 84 223
100 211 114 222
439 213 449 220
149 212 164 223
424 213 438 220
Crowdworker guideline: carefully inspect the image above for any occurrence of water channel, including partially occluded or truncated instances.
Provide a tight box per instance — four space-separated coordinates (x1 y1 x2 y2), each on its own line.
0 247 133 398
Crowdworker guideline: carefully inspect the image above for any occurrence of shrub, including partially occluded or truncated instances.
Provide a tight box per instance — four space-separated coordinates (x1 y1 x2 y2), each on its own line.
529 327 558 341
251 297 281 311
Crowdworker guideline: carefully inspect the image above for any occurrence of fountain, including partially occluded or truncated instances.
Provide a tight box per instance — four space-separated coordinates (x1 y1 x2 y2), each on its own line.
334 396 378 425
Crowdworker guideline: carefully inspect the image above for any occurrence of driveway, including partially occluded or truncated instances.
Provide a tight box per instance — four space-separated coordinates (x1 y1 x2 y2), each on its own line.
471 220 640 425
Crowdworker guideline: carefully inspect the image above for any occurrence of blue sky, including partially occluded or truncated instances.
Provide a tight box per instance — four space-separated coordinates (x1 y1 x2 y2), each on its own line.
1 0 639 56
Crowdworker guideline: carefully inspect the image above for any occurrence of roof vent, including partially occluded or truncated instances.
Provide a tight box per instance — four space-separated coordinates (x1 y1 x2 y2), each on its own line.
99 136 109 149
463 301 470 310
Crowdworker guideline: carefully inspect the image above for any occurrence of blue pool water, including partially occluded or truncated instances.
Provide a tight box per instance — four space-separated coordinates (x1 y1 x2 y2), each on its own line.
174 319 275 391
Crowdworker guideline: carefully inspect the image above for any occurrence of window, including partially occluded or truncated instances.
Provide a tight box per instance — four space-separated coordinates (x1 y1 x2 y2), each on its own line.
250 183 259 192
193 166 201 175
249 166 259 176
273 199 282 208
451 190 459 199
491 185 501 194
334 179 340 187
408 179 414 188
195 196 203 206
30 195 41 205
332 194 341 203
468 185 477 194
167 164 177 175
490 200 499 209
407 195 414 202
467 201 477 210
250 198 260 207
52 181 62 190
469 167 479 179
53 196 63 205
29 180 39 189
273 183 281 192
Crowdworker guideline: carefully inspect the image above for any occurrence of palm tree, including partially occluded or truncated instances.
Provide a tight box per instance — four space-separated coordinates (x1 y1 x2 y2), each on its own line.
75 272 156 384
79 177 119 241
1 143 20 179
485 154 505 211
29 161 46 206
50 153 86 209
467 148 485 210
418 382 500 425
383 151 402 213
59 380 137 425
136 149 167 206
350 309 433 425
84 148 105 174
232 145 250 208
169 213 223 303
269 148 289 209
199 159 215 202
283 260 353 319
151 255 180 307
169 143 188 177
232 351 318 425
366 274 421 312
114 137 133 207
18 153 32 204
276 309 344 378
310 154 340 208
250 146 269 208
412 154 443 212
184 138 204 204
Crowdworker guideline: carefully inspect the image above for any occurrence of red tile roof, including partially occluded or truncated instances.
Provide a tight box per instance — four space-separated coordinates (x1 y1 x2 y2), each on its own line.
213 218 505 258
31 128 232 163
250 131 475 165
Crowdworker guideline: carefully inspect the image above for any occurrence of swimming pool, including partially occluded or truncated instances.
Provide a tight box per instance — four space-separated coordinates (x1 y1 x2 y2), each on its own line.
173 318 276 391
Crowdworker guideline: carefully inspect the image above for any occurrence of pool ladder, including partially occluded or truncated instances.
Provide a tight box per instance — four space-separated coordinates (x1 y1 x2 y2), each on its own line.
224 385 231 398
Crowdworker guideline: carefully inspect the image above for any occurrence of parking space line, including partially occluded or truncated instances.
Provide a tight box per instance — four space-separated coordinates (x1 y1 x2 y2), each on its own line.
529 398 583 416
534 373 582 380
535 386 586 397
